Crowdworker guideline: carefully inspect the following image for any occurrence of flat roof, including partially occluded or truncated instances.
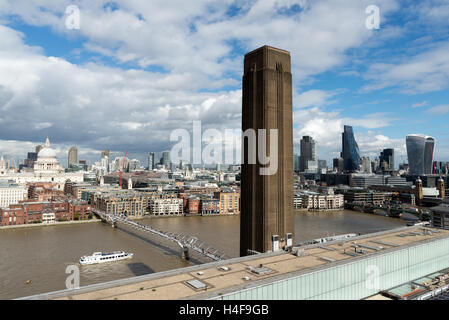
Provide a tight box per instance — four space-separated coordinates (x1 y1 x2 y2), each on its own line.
245 45 290 57
19 225 449 300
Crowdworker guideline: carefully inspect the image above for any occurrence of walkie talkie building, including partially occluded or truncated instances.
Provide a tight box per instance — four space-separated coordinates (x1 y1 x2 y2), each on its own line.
406 134 435 175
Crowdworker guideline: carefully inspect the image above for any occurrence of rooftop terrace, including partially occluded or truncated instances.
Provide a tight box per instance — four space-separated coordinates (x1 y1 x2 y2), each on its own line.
20 225 449 300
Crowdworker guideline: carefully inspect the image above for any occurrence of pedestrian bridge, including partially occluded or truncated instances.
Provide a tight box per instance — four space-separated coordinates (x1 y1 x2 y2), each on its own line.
94 210 228 262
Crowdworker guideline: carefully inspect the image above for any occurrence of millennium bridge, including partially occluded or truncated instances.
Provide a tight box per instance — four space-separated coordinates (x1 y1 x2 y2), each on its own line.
94 210 228 262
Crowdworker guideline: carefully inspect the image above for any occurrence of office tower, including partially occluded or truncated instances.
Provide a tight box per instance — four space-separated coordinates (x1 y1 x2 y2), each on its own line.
374 158 381 172
148 152 155 170
424 137 435 174
406 134 435 175
27 152 38 162
333 157 344 173
128 159 141 171
35 145 43 154
101 150 110 159
240 45 294 256
435 161 449 175
293 154 300 172
380 148 394 171
318 160 327 173
361 156 372 173
68 146 78 167
24 152 38 168
161 151 171 170
299 136 317 172
101 155 109 173
333 158 339 172
342 125 360 172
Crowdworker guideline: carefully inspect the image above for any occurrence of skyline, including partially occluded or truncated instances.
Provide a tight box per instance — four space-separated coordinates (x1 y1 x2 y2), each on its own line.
0 1 448 166
0 129 444 171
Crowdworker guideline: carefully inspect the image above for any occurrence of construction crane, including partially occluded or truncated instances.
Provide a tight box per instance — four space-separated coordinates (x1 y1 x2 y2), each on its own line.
119 150 128 188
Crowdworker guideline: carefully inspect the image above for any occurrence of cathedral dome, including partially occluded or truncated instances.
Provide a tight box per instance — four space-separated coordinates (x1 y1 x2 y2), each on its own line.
37 136 57 159
38 148 57 159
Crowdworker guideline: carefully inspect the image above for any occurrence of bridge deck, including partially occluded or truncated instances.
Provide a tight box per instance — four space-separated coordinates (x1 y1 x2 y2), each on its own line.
20 225 449 300
94 210 228 261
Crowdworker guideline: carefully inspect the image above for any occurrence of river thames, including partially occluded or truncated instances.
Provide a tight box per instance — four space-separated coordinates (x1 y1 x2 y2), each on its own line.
0 210 407 299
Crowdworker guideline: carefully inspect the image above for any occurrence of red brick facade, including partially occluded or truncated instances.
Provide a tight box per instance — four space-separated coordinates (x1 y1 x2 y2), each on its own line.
0 200 92 226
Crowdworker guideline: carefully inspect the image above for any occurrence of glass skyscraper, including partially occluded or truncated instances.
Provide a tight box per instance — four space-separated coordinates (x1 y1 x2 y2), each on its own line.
161 151 171 170
406 134 435 175
342 125 360 172
148 152 155 170
299 136 317 172
380 148 394 171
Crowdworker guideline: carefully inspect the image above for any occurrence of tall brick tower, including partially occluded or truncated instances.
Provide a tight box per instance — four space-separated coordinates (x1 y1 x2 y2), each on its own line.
240 45 294 256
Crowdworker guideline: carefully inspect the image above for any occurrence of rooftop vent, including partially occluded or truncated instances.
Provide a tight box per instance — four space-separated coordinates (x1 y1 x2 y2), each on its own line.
370 240 399 247
186 279 208 291
357 243 383 251
247 265 274 276
320 257 337 263
294 248 306 257
318 246 337 251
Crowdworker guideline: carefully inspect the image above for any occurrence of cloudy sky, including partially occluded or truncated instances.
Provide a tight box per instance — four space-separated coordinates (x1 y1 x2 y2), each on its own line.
0 0 448 167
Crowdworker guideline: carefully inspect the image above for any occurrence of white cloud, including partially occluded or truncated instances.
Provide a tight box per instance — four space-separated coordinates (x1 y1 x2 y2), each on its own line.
361 42 449 94
413 0 449 27
411 101 428 108
428 104 449 115
1 0 447 166
0 0 401 87
34 122 52 130
293 106 403 162
294 89 343 109
0 23 243 164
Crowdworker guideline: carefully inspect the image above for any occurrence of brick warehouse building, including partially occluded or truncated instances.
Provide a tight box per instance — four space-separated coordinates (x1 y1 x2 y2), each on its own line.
0 200 91 226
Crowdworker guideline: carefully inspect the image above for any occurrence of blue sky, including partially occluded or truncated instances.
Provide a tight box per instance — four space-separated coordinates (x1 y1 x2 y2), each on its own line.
0 0 448 167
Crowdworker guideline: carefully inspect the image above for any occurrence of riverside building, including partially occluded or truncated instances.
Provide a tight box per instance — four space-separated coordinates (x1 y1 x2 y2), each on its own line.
0 180 27 208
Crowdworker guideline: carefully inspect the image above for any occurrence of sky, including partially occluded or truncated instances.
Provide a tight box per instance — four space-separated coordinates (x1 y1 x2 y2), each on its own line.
0 0 448 168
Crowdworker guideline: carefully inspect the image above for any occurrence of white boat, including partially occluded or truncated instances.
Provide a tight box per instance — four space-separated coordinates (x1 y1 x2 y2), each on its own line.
79 251 133 265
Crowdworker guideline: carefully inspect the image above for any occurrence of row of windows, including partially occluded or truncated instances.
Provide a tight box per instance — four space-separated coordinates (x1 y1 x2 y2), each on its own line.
99 254 125 260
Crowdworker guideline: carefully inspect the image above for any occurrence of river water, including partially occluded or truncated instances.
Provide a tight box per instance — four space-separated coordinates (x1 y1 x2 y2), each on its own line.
0 210 406 299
